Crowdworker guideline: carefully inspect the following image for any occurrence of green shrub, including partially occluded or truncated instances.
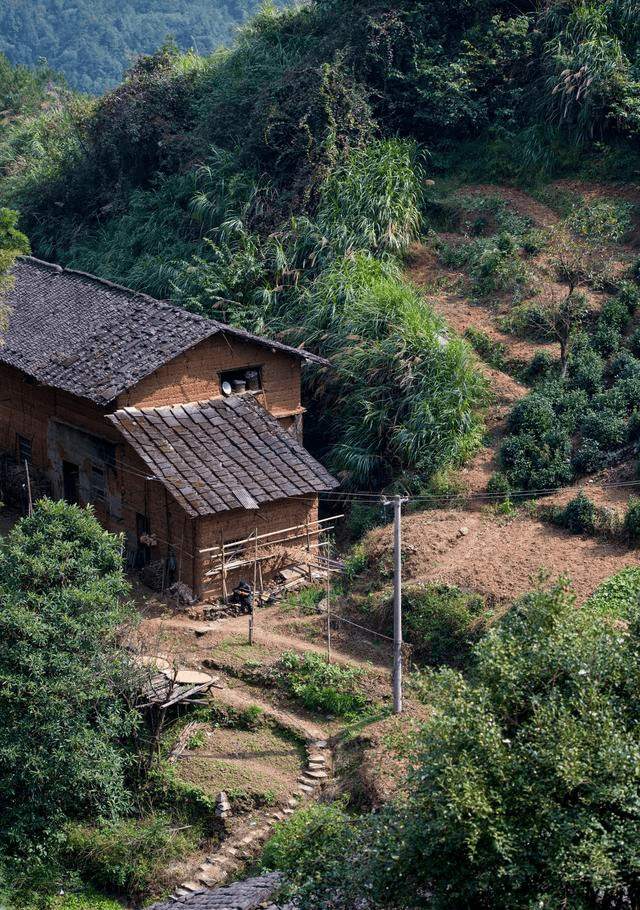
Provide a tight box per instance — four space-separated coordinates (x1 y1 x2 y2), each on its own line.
609 348 640 380
347 503 383 540
580 410 626 448
550 386 590 432
628 326 640 357
565 347 604 394
400 584 485 667
599 296 631 331
567 198 633 244
592 321 621 357
486 471 511 498
501 429 574 491
616 280 640 313
280 651 368 718
463 326 506 370
288 586 325 615
343 544 367 582
624 497 640 541
572 438 604 474
261 801 353 880
507 392 556 437
62 815 194 901
585 566 640 618
561 492 597 534
521 350 556 384
628 410 640 442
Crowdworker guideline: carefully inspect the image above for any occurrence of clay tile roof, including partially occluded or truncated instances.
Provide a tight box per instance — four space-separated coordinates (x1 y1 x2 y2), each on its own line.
144 872 292 910
107 396 337 517
1 257 327 406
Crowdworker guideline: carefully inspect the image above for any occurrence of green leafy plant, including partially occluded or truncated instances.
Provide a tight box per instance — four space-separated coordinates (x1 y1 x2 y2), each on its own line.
62 815 194 902
280 651 368 717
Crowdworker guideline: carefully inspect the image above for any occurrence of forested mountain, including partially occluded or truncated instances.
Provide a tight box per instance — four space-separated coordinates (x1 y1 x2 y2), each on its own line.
0 0 290 94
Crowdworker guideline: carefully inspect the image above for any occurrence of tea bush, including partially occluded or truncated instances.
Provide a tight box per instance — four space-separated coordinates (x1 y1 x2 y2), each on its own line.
624 497 640 541
561 491 597 534
507 392 556 436
572 438 604 474
579 410 626 449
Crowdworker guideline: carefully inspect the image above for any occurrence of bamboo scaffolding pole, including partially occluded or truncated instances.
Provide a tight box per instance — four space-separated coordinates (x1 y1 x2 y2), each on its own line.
199 515 342 555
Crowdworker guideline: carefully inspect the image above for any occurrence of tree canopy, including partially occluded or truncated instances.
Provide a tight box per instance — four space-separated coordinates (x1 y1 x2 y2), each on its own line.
0 500 138 860
264 572 640 909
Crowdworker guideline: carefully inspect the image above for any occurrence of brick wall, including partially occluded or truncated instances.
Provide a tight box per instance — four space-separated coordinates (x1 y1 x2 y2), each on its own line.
117 336 302 418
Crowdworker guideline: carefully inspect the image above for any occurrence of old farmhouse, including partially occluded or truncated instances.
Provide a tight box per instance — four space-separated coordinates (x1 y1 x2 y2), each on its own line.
0 257 337 598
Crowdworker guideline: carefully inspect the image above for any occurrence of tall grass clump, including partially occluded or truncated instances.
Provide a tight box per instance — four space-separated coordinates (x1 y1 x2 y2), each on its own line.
296 256 487 489
315 138 426 255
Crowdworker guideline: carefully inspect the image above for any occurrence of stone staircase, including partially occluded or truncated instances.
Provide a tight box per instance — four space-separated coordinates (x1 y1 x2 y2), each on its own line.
170 740 331 901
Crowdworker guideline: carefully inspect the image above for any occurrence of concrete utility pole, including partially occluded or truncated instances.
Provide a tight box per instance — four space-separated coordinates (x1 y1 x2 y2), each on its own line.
384 494 408 714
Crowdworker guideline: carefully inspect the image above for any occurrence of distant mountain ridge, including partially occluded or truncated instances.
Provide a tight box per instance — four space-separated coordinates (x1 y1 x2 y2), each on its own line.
0 0 290 95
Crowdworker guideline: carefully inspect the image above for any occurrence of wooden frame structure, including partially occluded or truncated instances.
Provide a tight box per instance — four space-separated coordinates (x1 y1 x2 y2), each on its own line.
199 514 343 600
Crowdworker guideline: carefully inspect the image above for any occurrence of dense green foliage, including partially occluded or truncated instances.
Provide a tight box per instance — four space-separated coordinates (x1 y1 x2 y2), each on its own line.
265 577 640 909
0 501 137 866
0 0 291 95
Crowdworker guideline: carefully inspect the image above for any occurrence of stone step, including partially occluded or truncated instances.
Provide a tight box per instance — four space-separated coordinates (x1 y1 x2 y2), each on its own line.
182 881 204 893
198 868 225 886
305 769 329 780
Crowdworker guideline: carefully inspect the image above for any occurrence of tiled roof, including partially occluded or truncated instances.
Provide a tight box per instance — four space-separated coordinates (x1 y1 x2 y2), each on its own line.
1 257 326 406
145 872 292 910
108 395 337 517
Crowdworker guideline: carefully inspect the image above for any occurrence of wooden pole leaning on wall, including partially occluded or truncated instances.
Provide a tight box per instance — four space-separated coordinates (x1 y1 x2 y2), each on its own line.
326 554 332 664
249 528 258 645
220 530 228 603
24 460 32 516
306 516 313 581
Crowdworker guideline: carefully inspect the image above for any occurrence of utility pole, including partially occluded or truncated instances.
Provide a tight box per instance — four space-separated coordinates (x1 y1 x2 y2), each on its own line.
384 494 408 714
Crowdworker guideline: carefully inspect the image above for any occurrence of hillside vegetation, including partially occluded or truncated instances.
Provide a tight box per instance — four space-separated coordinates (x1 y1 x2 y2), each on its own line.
3 0 640 496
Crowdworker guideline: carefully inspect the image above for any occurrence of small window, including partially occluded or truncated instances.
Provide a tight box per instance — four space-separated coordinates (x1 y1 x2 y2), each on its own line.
220 366 262 395
17 435 32 465
90 466 105 504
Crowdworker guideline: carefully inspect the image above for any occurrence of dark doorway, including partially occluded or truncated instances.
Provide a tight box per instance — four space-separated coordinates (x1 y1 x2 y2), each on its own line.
62 460 80 504
136 513 151 568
